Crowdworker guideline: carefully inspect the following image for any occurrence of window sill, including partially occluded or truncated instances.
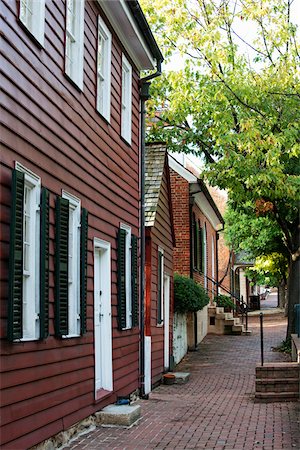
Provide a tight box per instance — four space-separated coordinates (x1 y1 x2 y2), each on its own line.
18 20 44 49
62 334 81 339
156 323 164 328
64 72 83 93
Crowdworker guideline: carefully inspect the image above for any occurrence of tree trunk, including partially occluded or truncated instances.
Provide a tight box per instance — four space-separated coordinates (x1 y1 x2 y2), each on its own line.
278 280 286 309
286 256 300 339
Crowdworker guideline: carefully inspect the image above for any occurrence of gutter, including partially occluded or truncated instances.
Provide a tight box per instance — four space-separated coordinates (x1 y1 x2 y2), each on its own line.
139 57 163 398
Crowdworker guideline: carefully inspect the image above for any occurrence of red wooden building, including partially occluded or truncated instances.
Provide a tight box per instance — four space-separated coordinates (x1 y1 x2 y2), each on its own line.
144 144 175 391
0 1 162 448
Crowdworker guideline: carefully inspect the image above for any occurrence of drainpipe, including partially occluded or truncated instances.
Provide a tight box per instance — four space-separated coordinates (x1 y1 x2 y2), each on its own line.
139 60 162 398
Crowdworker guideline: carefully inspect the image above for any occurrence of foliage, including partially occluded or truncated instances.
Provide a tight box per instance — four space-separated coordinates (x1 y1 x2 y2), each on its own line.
246 253 288 287
174 273 210 313
141 0 300 261
214 294 236 311
273 337 292 355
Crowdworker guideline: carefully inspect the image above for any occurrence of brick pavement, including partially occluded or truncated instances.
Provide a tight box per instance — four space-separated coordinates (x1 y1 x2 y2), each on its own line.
64 314 299 449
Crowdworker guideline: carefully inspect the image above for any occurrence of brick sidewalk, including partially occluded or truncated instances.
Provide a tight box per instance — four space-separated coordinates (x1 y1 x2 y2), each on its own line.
65 314 299 449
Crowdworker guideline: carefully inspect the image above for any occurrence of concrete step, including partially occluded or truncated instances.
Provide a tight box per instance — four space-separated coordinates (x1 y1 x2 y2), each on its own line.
256 378 299 393
95 404 141 427
255 391 299 402
232 324 244 333
172 372 190 384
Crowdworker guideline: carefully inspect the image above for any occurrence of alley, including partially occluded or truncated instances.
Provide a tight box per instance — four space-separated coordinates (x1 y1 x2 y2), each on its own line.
65 314 299 450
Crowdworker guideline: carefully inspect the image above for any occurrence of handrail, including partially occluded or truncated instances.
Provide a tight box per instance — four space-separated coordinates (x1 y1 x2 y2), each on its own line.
203 273 249 331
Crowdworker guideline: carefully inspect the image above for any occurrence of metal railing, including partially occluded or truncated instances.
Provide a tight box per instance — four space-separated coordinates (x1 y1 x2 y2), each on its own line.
203 273 249 332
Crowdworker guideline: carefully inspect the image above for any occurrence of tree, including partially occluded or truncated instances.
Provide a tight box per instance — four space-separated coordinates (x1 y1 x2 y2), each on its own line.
224 202 289 308
141 0 300 337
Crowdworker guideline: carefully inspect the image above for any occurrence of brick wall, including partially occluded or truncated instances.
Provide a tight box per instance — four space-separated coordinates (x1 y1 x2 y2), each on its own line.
170 169 190 277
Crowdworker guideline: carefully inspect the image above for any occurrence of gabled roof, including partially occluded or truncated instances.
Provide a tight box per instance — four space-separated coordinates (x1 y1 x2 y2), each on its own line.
145 144 175 244
98 0 163 70
168 153 224 231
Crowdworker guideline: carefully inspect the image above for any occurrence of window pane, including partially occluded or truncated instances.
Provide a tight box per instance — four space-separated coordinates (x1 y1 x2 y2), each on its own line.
23 186 31 274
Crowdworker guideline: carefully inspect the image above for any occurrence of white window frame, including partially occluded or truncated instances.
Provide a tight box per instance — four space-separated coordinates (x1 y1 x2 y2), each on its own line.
19 0 45 46
120 223 132 329
15 162 41 341
157 247 164 326
97 16 112 121
65 0 85 90
62 190 81 337
121 54 132 144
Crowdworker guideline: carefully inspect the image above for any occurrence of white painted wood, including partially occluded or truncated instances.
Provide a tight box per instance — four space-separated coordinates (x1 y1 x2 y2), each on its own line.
144 336 152 394
94 238 113 394
164 275 170 370
173 312 188 365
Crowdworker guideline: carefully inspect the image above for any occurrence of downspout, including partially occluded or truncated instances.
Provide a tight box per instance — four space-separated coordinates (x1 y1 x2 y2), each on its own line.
139 60 162 398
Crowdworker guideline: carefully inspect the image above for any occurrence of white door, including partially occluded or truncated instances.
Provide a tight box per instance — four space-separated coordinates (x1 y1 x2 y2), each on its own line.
94 239 113 396
164 275 170 370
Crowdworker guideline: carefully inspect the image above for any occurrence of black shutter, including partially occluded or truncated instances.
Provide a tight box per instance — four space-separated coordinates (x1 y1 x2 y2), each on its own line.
40 188 50 339
131 234 138 327
55 196 69 337
80 208 88 335
117 228 127 330
8 170 24 341
157 251 163 324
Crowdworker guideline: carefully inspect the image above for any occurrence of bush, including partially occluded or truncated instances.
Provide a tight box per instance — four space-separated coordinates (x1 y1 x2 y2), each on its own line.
214 294 236 310
174 273 210 313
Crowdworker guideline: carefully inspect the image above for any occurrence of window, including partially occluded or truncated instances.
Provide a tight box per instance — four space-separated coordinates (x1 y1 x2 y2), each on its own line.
65 0 85 89
157 248 164 325
117 225 138 330
8 165 50 342
121 54 132 144
19 0 45 45
97 16 111 121
55 192 88 338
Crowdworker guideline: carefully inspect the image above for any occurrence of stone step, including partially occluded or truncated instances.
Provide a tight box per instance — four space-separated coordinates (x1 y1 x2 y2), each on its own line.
256 378 299 393
255 391 299 402
232 324 243 332
172 372 190 384
256 363 300 380
95 404 141 427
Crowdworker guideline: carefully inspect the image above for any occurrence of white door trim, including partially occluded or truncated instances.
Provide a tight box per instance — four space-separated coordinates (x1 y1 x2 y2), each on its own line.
94 238 113 397
164 274 170 370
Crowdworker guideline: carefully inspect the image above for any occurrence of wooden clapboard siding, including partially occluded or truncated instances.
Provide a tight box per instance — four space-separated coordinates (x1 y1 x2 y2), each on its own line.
0 0 142 447
145 157 174 388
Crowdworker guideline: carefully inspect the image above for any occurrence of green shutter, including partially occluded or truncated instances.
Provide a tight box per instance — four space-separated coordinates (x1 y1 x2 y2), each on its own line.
40 188 50 339
192 214 197 269
196 221 200 271
117 228 127 330
200 227 204 273
8 170 24 341
80 208 88 335
157 251 163 324
55 196 69 337
131 234 138 327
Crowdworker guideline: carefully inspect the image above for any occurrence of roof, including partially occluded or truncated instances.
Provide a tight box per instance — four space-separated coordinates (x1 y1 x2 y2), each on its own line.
168 154 224 231
145 144 166 227
98 0 163 70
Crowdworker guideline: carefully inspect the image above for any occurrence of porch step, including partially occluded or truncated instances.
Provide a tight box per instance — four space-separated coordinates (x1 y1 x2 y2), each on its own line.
172 372 190 384
255 391 299 402
256 377 299 393
95 404 141 427
255 363 300 402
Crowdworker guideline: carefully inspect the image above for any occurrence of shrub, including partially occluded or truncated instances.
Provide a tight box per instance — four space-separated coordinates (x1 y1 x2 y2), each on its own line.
214 294 236 310
174 273 210 313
